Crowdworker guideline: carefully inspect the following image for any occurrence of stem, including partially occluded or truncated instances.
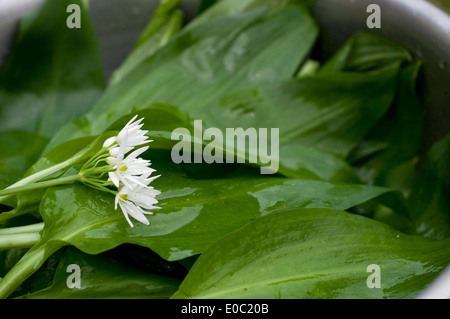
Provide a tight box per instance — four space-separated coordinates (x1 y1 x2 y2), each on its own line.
82 166 113 176
0 156 81 203
81 180 117 195
0 244 47 299
0 232 41 250
81 148 108 171
0 174 80 197
0 222 44 236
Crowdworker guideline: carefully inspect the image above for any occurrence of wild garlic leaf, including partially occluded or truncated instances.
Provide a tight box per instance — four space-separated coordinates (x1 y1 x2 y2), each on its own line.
408 133 450 239
34 105 360 185
45 0 319 151
172 208 450 299
31 153 410 261
0 0 104 206
20 247 182 299
0 147 415 299
0 132 47 207
46 31 410 180
318 31 411 74
351 62 424 195
0 132 115 222
0 0 104 138
109 0 184 86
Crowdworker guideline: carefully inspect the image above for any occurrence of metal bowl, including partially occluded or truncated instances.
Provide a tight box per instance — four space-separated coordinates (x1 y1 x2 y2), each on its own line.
0 0 449 298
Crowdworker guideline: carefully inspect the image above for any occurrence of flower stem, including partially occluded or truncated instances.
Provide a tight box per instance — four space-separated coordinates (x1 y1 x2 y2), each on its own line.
0 232 41 250
0 145 93 204
0 174 80 197
0 222 44 236
81 148 108 171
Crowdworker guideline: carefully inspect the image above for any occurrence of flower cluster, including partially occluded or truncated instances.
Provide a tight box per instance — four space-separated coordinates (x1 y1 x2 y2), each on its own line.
103 115 161 227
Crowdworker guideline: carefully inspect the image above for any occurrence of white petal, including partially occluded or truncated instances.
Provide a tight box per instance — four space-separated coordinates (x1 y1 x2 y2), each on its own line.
141 187 161 197
108 172 120 188
117 130 128 163
107 156 117 167
126 146 149 161
142 174 160 185
118 116 144 143
103 136 116 148
123 174 151 188
121 201 150 226
118 201 134 227
118 184 132 196
114 193 120 210
143 206 161 212
124 115 139 130
109 146 133 157
136 202 159 210
118 173 134 190
128 192 158 206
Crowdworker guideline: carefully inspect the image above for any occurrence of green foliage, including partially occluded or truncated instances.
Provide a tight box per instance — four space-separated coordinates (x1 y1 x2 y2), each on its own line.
172 208 449 299
21 247 182 299
0 0 448 300
0 0 104 207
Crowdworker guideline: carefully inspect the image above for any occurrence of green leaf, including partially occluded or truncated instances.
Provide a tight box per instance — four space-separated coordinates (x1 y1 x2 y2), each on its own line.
185 0 315 27
46 30 410 182
44 0 319 152
0 131 47 198
0 155 409 298
33 157 408 259
109 0 184 86
351 62 424 195
197 0 219 14
36 104 359 185
19 247 181 299
21 156 408 271
0 0 104 138
0 249 28 278
133 0 182 48
0 0 104 206
408 133 450 239
0 131 115 222
171 208 450 299
319 32 411 74
8 249 63 298
211 70 400 159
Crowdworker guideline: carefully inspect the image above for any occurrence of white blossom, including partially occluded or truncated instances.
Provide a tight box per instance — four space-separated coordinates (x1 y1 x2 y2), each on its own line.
101 115 161 227
103 115 151 150
115 197 152 227
107 146 157 189
114 176 161 227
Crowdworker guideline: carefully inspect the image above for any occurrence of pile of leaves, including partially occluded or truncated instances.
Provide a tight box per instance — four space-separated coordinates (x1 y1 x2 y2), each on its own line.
0 0 449 299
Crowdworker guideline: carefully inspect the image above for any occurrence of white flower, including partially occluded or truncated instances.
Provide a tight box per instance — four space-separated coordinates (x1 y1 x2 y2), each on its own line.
115 178 161 227
107 146 157 189
119 180 160 210
99 115 161 227
115 196 152 227
103 115 151 150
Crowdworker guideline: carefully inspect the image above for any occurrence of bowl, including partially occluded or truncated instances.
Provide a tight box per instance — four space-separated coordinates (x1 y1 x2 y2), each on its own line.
0 0 449 299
